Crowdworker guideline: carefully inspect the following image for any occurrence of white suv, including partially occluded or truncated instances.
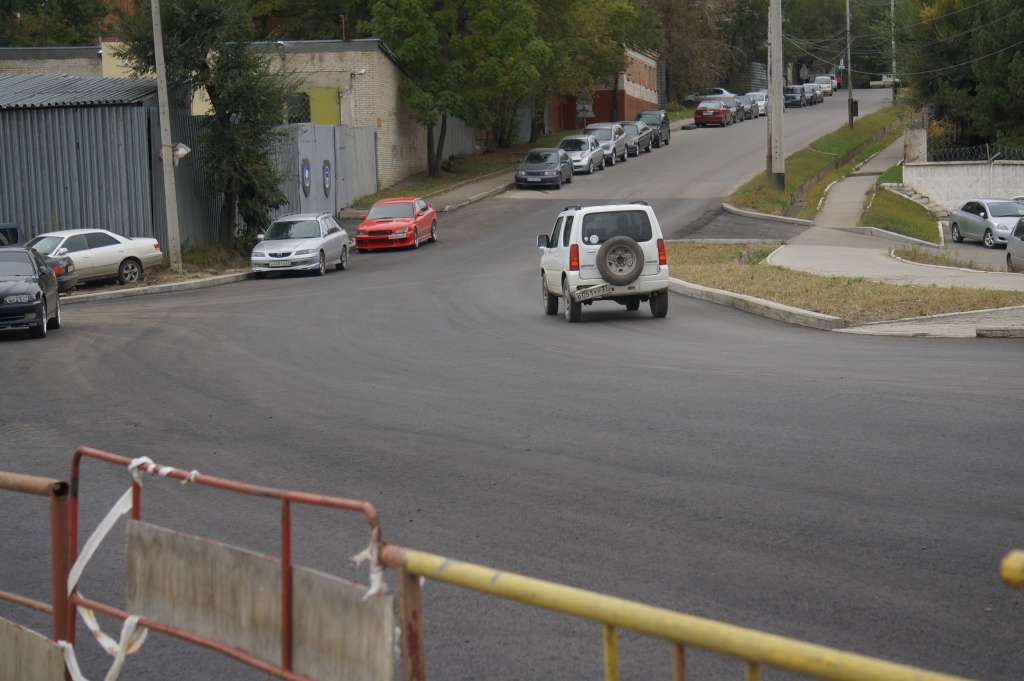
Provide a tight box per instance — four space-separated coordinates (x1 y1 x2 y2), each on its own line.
537 203 670 322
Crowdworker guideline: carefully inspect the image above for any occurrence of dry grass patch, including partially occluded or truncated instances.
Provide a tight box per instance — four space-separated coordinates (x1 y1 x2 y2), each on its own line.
666 242 1024 323
893 246 996 271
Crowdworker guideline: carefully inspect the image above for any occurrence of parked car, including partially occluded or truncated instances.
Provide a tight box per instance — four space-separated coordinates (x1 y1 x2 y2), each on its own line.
619 121 653 156
684 88 736 105
558 135 605 174
43 254 78 292
813 76 834 96
784 86 808 108
0 223 23 247
354 200 434 252
515 148 574 189
582 123 628 166
634 109 671 147
1006 219 1024 271
811 83 826 102
24 229 162 285
736 96 757 119
0 246 60 338
800 84 818 104
252 212 350 276
721 98 743 122
1013 196 1024 204
949 199 1024 248
694 100 733 127
537 202 670 322
745 92 768 116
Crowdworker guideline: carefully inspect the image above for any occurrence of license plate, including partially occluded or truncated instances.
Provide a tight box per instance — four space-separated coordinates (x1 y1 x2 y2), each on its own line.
389 234 405 240
268 261 290 267
573 284 612 302
527 177 541 182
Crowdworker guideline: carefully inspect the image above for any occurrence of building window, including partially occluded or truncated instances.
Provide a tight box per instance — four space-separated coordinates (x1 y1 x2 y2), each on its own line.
287 93 311 124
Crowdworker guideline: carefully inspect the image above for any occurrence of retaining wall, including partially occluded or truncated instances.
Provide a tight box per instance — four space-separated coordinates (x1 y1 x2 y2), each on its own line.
903 161 1024 211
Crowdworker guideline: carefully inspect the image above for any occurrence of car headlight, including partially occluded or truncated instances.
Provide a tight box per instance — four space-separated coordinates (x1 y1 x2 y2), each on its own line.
517 171 526 176
543 171 556 176
395 228 409 234
295 249 314 255
3 294 32 304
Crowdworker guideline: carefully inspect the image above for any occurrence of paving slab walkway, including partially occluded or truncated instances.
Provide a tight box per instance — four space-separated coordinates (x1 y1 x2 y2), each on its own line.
837 307 1024 338
811 135 906 229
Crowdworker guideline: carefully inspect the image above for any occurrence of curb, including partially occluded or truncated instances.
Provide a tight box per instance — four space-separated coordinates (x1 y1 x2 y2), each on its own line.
666 238 785 244
841 303 1024 328
667 277 844 330
721 202 815 227
441 181 515 212
977 327 1024 338
61 272 252 305
888 248 1016 274
834 226 940 248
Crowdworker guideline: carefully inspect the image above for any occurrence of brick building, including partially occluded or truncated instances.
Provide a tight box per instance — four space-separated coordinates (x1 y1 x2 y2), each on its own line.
548 48 660 131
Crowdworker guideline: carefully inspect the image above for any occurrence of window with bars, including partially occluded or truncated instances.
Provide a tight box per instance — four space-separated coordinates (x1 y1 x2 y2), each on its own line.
287 93 311 124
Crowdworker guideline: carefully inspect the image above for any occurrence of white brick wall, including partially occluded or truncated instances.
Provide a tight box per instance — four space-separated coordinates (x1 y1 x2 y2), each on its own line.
903 161 1024 210
0 58 101 78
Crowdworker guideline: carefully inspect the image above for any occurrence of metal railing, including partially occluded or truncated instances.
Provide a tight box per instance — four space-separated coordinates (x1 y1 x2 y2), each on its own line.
928 143 1024 163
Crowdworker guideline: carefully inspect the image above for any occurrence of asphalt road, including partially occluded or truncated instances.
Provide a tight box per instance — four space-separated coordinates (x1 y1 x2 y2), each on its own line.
2 90 1022 681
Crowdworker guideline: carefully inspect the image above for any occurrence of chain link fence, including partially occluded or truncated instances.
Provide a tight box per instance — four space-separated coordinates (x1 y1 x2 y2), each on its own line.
929 143 1024 163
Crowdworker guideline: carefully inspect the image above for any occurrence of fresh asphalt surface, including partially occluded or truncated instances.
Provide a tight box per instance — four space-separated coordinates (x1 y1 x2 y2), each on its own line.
2 90 1022 681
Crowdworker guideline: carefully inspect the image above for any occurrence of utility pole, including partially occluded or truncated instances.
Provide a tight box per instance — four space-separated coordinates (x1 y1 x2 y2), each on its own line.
150 0 183 271
846 0 854 129
891 0 897 104
769 0 785 189
766 8 772 177
41 2 47 46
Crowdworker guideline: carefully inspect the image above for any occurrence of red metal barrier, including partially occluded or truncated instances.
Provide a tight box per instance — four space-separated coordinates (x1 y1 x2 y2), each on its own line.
66 446 381 680
0 470 71 644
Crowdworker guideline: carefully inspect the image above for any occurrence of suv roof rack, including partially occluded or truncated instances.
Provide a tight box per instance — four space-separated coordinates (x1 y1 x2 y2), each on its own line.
630 201 649 206
564 205 583 212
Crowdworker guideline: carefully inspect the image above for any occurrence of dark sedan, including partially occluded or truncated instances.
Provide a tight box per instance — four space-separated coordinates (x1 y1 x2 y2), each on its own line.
44 254 78 292
515 149 574 190
618 121 653 156
0 247 61 339
784 86 807 108
721 98 743 122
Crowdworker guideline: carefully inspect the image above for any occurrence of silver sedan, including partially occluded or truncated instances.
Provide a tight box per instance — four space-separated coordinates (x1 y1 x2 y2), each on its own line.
251 213 350 277
949 199 1024 248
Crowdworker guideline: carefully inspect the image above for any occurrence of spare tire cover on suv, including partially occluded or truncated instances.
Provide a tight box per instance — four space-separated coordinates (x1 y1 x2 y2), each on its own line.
597 236 644 285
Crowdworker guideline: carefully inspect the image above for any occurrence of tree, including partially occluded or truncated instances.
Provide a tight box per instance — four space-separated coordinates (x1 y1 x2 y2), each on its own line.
115 0 299 246
249 0 374 40
0 0 108 46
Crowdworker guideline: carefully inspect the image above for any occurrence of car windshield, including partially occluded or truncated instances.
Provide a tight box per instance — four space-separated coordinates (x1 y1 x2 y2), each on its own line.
24 235 64 254
366 203 415 219
524 151 558 164
987 201 1024 217
581 210 653 245
586 128 612 141
265 220 321 240
722 99 736 107
785 87 802 94
815 77 831 84
559 139 588 152
0 251 34 277
738 97 751 105
622 124 640 134
637 113 660 125
746 93 764 100
698 101 722 109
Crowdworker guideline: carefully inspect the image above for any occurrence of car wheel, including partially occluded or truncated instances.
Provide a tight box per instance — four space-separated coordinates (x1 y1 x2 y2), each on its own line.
650 290 668 318
315 251 326 275
336 247 348 270
663 136 669 145
599 156 606 170
562 278 581 323
626 298 640 311
412 228 420 249
984 229 996 249
566 170 572 183
597 236 644 285
49 297 61 330
1007 253 1015 273
620 148 628 162
117 259 142 285
428 220 437 242
29 299 47 338
655 136 661 148
587 160 594 175
608 153 615 167
951 223 963 243
554 177 562 190
542 275 558 315
254 272 267 279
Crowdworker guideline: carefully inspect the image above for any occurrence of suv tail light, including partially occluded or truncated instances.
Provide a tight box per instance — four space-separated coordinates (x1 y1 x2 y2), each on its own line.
569 244 579 271
657 238 667 266
154 243 161 249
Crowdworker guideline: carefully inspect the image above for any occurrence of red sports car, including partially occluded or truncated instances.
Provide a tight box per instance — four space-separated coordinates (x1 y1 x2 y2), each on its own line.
355 197 437 251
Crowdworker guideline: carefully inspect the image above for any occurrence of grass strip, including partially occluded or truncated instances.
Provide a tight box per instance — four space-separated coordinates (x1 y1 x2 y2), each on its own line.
860 187 940 243
727 107 901 216
877 163 902 184
893 246 995 271
668 107 697 121
351 129 580 209
666 242 1024 322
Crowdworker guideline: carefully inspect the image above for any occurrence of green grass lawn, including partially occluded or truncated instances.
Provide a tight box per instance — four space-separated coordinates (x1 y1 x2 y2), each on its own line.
877 163 903 184
860 187 940 243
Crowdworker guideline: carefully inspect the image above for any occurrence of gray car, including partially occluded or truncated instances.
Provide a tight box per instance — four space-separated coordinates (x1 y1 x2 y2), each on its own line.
583 123 628 166
558 135 605 174
949 199 1024 248
618 121 653 156
683 87 736 105
515 148 574 189
736 96 756 119
801 84 819 105
721 98 743 122
1006 219 1024 271
744 92 767 116
635 109 670 146
251 212 350 277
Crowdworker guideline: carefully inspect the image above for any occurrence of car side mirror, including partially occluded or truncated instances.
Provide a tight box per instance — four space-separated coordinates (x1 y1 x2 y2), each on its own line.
537 234 550 248
56 248 68 256
980 212 987 219
516 159 523 164
256 233 264 241
38 265 48 275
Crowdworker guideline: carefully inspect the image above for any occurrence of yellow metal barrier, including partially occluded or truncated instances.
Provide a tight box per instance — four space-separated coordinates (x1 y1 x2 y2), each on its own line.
381 545 975 681
1001 550 1024 591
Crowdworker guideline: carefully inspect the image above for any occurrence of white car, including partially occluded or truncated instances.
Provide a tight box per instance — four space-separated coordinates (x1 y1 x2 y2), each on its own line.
24 229 162 285
813 76 834 95
557 135 605 174
251 213 349 278
537 203 670 322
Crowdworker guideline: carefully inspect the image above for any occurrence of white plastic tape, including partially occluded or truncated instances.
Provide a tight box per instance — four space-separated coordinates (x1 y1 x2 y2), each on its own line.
58 615 147 681
350 527 386 600
67 488 132 596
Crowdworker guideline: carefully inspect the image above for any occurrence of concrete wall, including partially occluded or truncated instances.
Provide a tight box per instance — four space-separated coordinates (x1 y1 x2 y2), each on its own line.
903 161 1024 211
0 46 102 77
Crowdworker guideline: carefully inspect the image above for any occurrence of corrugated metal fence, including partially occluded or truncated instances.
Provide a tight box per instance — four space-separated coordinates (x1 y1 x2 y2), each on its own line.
0 104 153 241
341 125 377 206
432 115 477 158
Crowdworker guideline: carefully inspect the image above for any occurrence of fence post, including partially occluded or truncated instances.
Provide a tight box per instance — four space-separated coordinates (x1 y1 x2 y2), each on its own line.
602 624 618 681
671 642 686 681
399 568 426 681
49 485 71 642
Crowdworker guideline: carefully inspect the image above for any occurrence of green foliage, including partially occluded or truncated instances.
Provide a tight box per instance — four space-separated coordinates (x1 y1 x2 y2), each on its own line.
250 0 374 40
861 189 941 243
115 0 299 245
0 0 108 46
877 164 903 185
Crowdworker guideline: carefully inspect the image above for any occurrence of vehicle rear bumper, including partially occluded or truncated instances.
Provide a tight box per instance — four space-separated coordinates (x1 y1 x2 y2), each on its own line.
56 273 78 292
564 271 670 299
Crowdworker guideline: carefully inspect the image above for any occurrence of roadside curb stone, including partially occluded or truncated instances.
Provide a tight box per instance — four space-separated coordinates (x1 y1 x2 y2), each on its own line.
721 202 815 227
61 271 252 305
668 276 844 330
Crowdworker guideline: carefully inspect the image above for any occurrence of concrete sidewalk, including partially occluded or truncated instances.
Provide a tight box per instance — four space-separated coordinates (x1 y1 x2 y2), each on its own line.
812 138 904 229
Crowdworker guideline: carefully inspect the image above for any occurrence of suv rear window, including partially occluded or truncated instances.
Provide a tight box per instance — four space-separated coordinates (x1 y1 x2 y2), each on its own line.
581 210 652 245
